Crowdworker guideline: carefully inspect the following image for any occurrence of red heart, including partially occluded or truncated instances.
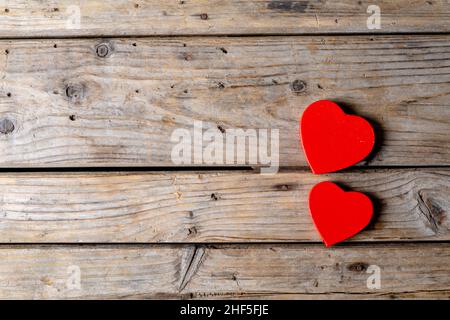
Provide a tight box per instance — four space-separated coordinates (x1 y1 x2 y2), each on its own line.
309 182 373 247
300 100 375 174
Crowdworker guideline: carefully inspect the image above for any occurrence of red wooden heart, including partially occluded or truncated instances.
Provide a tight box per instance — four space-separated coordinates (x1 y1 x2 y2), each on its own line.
300 100 375 174
309 182 373 247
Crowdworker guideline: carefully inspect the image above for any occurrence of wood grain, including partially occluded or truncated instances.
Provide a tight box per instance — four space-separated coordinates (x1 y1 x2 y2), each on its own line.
0 36 449 167
0 0 449 37
0 244 448 299
0 169 447 243
1 1 449 300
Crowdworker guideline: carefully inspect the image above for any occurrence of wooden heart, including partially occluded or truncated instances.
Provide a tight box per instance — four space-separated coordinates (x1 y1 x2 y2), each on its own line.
300 100 375 174
309 182 373 247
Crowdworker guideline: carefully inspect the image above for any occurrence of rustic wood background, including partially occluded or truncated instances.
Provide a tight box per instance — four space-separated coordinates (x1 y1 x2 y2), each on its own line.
0 0 449 299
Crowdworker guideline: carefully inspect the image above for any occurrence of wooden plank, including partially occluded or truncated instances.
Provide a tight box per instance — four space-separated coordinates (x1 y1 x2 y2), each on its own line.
0 244 448 299
0 35 449 167
0 0 449 37
0 169 448 243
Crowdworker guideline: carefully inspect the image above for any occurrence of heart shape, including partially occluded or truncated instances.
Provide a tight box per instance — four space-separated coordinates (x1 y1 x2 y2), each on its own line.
309 181 373 247
300 100 375 174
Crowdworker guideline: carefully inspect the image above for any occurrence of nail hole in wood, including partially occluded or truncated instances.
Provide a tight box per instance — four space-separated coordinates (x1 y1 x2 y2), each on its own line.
188 226 197 236
211 193 220 201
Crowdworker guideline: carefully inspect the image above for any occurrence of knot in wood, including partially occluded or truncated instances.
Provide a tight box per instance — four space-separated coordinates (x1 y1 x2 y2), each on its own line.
65 84 85 102
0 118 15 135
291 80 307 94
347 262 369 272
291 80 306 94
95 43 111 58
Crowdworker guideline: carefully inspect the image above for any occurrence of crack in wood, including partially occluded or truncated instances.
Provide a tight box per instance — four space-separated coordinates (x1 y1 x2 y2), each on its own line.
416 190 446 235
179 246 206 293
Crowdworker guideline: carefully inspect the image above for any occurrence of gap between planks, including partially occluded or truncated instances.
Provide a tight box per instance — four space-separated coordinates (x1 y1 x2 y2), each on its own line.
0 165 449 173
4 31 450 41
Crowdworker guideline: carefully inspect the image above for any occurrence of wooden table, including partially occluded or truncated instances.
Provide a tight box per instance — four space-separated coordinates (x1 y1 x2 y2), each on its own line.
0 0 449 299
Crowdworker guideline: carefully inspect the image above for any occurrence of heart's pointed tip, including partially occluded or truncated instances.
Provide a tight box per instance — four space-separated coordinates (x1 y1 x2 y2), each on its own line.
323 240 336 247
311 166 338 175
319 233 336 247
308 163 329 175
324 237 349 247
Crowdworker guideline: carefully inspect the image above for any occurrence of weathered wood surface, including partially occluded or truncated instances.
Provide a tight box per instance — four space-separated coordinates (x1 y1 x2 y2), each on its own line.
0 36 449 167
0 244 448 299
0 169 447 243
0 0 449 37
